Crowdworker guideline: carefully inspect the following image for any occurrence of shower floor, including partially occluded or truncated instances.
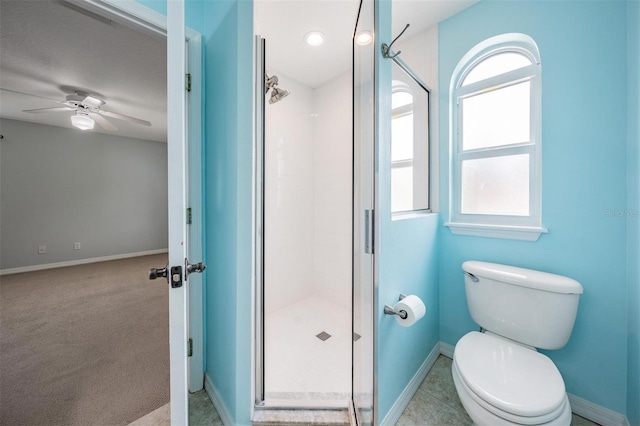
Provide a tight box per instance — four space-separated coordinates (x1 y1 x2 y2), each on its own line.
264 296 351 405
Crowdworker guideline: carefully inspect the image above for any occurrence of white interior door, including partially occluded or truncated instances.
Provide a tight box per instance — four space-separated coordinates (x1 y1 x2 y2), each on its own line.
186 32 205 394
161 1 205 421
167 1 188 424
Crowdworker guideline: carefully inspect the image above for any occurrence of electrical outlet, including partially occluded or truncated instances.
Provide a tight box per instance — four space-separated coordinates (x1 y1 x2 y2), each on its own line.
38 245 47 254
74 242 81 250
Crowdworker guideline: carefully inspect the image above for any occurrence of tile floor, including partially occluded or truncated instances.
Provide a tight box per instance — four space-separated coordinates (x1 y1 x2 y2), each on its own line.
132 354 602 425
264 296 351 402
128 390 223 426
396 355 600 426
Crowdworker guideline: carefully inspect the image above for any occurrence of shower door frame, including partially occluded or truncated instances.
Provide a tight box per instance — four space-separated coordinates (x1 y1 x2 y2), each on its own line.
252 35 350 410
252 0 378 413
253 35 266 408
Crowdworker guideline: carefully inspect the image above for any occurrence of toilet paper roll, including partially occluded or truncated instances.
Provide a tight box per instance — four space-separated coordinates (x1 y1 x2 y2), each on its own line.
394 295 426 327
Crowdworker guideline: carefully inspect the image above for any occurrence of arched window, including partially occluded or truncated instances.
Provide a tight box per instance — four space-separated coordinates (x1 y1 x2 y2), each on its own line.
445 33 547 241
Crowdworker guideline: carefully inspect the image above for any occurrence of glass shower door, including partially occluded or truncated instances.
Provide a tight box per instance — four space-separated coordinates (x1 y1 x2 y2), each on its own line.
352 0 375 424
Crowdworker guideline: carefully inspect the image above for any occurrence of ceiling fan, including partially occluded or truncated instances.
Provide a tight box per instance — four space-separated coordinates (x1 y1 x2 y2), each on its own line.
21 90 151 131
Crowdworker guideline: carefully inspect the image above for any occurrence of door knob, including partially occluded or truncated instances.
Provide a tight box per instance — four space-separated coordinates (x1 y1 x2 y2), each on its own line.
185 259 206 277
149 266 168 280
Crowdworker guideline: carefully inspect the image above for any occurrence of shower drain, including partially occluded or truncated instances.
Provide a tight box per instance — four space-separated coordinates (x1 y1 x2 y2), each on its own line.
316 331 332 341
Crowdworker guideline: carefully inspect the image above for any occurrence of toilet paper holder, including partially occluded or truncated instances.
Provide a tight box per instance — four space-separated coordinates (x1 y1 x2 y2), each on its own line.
384 293 408 319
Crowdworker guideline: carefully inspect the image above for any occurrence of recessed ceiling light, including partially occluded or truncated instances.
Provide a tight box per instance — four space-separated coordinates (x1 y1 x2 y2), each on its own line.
355 31 373 46
304 31 325 47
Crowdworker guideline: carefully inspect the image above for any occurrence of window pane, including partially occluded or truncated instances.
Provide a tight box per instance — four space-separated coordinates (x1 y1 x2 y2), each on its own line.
461 154 529 216
392 91 413 109
462 82 530 150
392 166 413 212
392 113 413 161
462 52 532 86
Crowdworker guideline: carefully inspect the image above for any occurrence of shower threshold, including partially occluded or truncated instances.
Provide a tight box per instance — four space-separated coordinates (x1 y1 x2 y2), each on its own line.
251 407 351 425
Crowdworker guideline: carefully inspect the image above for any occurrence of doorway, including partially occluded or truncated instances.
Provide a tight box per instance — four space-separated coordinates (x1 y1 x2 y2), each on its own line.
0 1 205 424
0 1 170 424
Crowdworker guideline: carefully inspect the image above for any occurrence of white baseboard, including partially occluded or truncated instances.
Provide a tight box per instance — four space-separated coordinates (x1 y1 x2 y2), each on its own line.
439 340 629 426
439 341 455 358
0 249 168 276
568 393 629 426
380 343 441 426
204 373 234 426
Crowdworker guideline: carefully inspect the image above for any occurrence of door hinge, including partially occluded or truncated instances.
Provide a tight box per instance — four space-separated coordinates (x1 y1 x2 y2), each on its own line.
186 73 191 92
188 338 193 357
186 207 192 224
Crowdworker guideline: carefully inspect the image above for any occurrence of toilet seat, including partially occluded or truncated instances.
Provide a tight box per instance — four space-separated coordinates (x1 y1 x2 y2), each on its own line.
454 331 568 424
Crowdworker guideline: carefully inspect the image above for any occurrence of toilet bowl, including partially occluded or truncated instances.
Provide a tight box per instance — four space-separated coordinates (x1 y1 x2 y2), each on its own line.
452 331 572 425
453 261 583 426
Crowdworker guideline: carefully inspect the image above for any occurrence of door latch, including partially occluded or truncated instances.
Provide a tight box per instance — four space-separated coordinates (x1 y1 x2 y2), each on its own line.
170 265 183 288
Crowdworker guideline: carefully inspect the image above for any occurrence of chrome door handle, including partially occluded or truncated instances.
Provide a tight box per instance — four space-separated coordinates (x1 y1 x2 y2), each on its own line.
185 259 206 278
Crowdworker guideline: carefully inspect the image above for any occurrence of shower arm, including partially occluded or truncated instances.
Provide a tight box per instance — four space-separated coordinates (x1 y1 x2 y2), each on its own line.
265 74 279 93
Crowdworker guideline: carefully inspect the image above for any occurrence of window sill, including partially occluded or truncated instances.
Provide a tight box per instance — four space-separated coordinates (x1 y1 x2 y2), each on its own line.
444 222 548 241
392 209 435 221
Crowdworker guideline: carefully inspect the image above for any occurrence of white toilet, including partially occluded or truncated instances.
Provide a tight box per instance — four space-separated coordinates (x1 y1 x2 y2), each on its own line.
452 261 583 426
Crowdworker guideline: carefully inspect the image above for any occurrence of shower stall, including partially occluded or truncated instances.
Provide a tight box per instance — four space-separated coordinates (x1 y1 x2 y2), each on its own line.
260 45 354 406
254 0 375 420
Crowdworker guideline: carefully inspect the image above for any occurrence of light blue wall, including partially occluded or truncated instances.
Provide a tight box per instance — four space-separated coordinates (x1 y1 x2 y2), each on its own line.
627 1 640 424
375 0 441 421
439 0 629 414
199 0 253 423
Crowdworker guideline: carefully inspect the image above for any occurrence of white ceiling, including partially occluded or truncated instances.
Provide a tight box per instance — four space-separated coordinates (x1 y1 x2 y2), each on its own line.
0 1 476 140
255 0 477 89
0 0 167 142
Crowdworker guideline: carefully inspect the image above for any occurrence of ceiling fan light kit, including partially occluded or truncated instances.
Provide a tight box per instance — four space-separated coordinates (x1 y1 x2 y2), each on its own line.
70 112 95 130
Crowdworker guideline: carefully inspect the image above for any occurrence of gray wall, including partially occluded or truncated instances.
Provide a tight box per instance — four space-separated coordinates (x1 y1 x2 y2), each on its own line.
0 118 168 271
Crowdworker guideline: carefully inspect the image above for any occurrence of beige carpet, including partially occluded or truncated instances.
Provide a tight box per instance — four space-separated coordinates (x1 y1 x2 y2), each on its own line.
0 254 170 426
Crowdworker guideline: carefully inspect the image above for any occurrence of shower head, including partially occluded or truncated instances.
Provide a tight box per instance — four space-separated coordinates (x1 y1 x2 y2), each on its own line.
265 73 290 104
269 87 290 104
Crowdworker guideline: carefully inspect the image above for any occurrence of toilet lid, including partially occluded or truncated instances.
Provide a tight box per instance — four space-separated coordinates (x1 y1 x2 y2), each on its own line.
454 331 566 417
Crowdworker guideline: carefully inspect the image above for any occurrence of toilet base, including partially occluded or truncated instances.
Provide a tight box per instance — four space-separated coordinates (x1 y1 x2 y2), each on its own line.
452 359 572 426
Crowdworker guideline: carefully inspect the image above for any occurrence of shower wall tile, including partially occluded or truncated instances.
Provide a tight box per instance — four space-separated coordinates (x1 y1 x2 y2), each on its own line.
312 71 353 310
264 70 352 314
265 72 316 314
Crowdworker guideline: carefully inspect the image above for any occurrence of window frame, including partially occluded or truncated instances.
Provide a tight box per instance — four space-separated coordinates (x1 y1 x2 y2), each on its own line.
445 34 548 241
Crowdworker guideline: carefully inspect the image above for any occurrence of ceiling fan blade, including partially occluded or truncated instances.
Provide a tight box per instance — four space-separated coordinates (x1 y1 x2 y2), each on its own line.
23 107 75 113
91 113 118 131
1 88 62 104
100 110 151 127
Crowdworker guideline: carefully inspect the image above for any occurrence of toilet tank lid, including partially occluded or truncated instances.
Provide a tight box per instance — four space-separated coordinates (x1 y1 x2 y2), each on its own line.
462 261 583 294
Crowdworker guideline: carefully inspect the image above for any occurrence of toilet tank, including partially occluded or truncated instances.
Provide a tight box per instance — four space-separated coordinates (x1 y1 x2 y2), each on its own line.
462 261 583 350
